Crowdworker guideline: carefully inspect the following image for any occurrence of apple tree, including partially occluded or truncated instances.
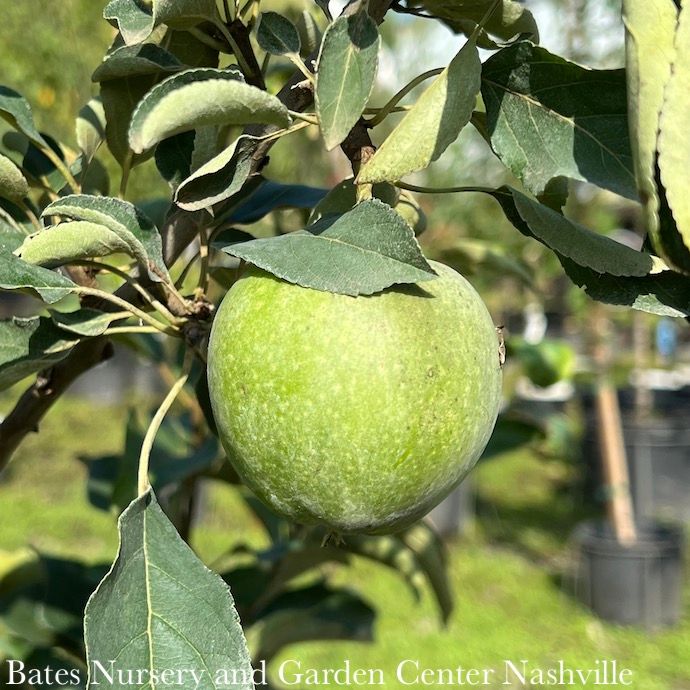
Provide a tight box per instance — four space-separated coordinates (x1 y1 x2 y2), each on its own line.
0 0 689 685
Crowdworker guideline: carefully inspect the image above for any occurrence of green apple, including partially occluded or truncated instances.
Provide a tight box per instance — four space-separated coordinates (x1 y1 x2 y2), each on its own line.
207 261 502 534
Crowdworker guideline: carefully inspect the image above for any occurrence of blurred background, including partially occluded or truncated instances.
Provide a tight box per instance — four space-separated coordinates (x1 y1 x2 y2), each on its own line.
1 1 689 688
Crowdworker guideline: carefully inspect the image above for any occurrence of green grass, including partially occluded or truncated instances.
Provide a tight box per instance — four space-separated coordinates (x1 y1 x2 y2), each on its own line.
0 396 688 689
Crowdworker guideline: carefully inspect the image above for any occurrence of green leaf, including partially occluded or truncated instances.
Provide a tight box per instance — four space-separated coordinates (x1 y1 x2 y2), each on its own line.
560 256 690 318
51 309 123 337
411 0 538 42
0 86 45 146
0 317 77 391
40 195 169 282
657 2 690 267
0 252 75 304
481 42 637 199
227 180 328 224
0 153 29 203
257 12 301 55
492 188 690 317
75 98 106 162
104 0 153 44
152 0 218 31
222 199 437 296
623 0 678 261
358 38 480 183
92 43 184 82
0 222 27 253
494 187 654 277
246 583 374 663
129 68 290 153
315 10 380 150
101 74 159 167
84 491 253 689
104 0 217 45
175 135 257 211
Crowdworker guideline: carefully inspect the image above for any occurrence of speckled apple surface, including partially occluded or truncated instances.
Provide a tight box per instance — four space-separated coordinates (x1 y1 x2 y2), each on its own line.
207 261 502 534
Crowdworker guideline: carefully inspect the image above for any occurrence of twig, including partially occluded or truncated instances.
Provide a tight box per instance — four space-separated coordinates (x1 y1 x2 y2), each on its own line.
137 356 192 496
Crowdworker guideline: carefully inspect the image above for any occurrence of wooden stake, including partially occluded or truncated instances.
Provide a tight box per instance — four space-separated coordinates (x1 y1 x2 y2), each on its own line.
595 381 637 545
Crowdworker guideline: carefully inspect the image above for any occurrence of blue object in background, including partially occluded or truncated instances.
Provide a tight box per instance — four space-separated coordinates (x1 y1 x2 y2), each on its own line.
656 318 678 359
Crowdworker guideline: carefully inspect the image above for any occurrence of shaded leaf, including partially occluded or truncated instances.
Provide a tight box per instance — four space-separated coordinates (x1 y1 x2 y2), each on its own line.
0 554 107 650
623 0 678 262
0 316 77 391
0 253 75 304
341 534 427 603
399 522 453 624
40 195 169 282
83 408 219 514
100 74 158 167
246 583 374 663
0 153 28 203
297 10 322 56
482 42 636 199
0 223 27 253
0 86 45 146
359 38 480 183
21 133 68 192
492 187 654 277
411 0 538 42
308 177 398 223
481 412 545 459
222 199 437 296
154 131 196 190
129 68 290 153
315 10 380 150
76 98 106 162
84 491 253 689
165 27 219 68
92 43 184 82
657 1 690 269
257 12 301 55
51 309 123 337
560 256 690 318
227 180 328 224
175 135 257 211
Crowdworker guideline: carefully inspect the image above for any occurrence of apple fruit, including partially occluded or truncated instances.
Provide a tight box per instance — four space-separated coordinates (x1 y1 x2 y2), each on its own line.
207 261 502 534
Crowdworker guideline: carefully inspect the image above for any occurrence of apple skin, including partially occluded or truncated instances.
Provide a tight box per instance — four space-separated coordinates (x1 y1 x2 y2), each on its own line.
207 261 502 534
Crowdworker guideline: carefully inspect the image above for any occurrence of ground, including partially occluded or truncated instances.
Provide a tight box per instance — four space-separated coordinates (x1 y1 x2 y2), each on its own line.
0 395 688 689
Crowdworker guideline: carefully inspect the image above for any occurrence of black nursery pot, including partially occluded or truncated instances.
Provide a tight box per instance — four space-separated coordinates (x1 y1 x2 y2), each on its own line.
574 521 684 628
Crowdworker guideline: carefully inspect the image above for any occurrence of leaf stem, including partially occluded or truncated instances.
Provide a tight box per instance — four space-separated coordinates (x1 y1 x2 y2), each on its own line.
198 228 210 294
213 20 255 76
69 259 184 326
189 27 229 53
119 151 133 199
473 0 502 39
41 145 80 194
287 109 319 125
72 286 180 335
18 200 42 232
287 54 315 84
137 357 192 496
367 68 443 126
394 181 495 195
104 325 164 336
